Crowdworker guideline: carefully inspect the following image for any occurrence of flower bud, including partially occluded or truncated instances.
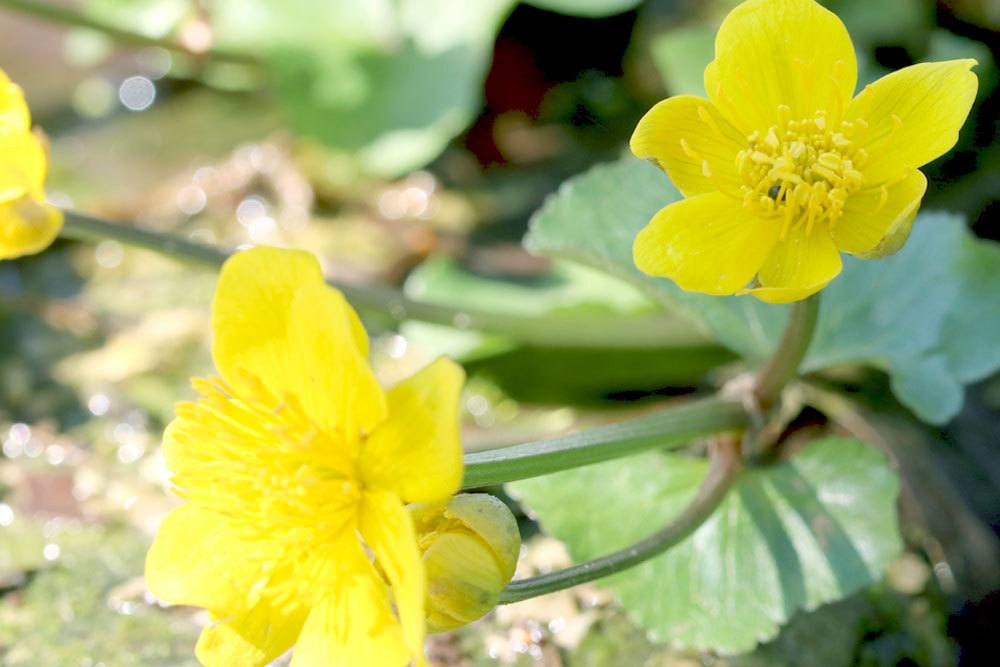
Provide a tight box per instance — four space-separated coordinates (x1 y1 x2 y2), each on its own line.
410 493 521 631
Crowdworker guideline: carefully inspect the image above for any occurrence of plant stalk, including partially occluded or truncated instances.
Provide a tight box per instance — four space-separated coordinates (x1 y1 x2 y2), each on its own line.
462 396 746 488
0 0 256 66
752 294 820 412
498 436 741 604
59 211 711 349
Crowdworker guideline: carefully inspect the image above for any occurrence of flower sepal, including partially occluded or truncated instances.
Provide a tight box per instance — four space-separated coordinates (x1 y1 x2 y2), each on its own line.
410 493 521 632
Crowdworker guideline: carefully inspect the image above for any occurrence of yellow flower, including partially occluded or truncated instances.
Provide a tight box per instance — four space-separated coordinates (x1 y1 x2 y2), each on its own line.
145 246 465 666
631 0 978 303
1 67 62 260
411 493 521 631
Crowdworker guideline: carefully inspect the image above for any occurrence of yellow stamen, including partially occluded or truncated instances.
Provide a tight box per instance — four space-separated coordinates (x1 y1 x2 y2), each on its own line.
735 109 867 237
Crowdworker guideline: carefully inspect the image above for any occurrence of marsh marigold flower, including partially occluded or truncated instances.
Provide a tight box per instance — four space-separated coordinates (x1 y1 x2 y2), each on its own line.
411 493 521 631
0 67 62 260
631 0 978 303
145 246 465 666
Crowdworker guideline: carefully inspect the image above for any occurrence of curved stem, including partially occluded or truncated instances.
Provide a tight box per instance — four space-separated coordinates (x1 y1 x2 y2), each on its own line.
59 211 711 349
462 397 746 489
498 436 741 604
0 0 256 66
752 294 820 412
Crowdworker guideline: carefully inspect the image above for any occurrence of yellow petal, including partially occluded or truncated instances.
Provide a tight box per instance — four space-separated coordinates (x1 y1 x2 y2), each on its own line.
361 357 464 504
290 571 409 667
0 71 30 134
630 95 745 197
145 505 264 611
359 490 426 665
749 231 842 303
212 246 385 440
0 132 47 201
848 60 978 185
196 598 308 667
0 196 63 260
286 279 386 438
707 0 857 133
833 170 927 256
633 193 776 295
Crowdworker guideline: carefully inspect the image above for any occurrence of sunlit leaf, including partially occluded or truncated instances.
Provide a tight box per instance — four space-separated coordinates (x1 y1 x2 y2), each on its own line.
212 0 515 177
405 255 656 318
402 256 732 402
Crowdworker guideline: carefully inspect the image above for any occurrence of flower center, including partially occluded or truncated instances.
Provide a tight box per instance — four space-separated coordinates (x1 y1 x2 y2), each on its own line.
172 375 361 550
735 106 868 238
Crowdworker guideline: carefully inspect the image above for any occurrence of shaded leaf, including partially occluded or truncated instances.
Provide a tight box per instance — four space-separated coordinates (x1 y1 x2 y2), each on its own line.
525 155 1000 423
510 437 902 654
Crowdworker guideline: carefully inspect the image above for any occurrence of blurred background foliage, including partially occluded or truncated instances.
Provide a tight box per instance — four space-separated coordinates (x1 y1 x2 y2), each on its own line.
0 0 997 665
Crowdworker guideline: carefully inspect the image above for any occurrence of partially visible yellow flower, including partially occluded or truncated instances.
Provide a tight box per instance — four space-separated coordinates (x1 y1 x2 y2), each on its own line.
631 0 978 303
0 67 62 260
145 246 465 666
411 493 521 631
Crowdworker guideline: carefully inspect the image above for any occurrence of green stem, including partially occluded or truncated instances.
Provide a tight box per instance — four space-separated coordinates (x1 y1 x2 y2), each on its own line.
59 211 711 349
498 436 741 604
461 396 746 489
0 0 256 66
62 211 229 267
752 294 820 411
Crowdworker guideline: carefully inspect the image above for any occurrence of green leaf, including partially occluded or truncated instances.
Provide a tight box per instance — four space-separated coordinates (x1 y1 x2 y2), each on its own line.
524 0 643 17
401 253 713 354
525 155 1000 423
509 437 902 654
402 254 656 361
212 0 515 176
405 255 656 318
402 256 732 402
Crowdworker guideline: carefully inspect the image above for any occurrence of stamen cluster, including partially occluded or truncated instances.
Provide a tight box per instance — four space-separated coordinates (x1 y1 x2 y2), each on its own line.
736 106 868 238
172 376 360 550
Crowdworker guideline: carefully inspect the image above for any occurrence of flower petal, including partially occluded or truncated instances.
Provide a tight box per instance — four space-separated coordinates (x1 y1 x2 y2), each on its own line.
212 246 385 439
749 231 842 303
359 490 426 665
707 0 857 133
833 170 927 257
633 193 776 295
0 196 63 260
145 505 269 610
847 60 978 185
360 357 464 504
630 95 746 197
290 570 409 667
0 132 47 202
0 71 30 135
196 598 309 667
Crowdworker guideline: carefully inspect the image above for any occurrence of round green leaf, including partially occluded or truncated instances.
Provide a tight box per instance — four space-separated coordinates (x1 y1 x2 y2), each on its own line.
510 437 902 654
